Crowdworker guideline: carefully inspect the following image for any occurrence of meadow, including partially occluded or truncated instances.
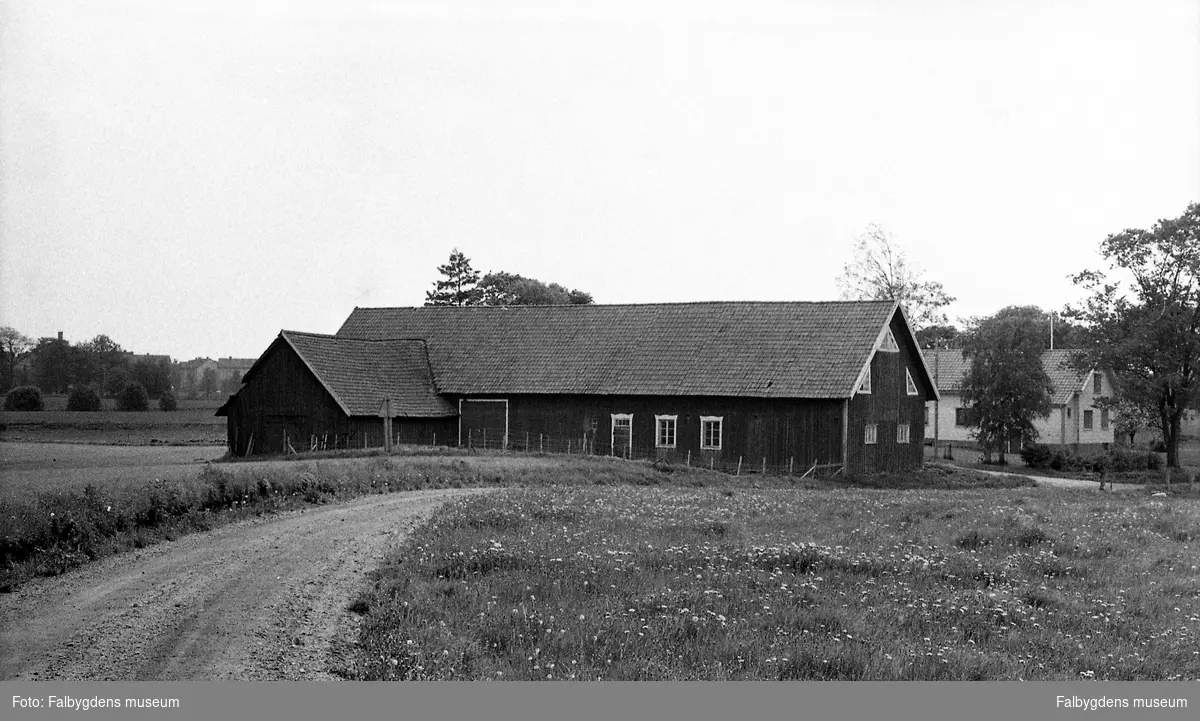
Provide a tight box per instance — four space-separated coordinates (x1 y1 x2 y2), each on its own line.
343 475 1200 681
0 396 224 445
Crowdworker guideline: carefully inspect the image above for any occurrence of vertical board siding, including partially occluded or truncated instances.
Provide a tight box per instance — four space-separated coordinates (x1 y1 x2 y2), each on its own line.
224 339 454 456
462 393 844 469
846 315 929 475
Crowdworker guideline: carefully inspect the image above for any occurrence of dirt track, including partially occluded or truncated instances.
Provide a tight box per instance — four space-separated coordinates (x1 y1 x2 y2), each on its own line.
0 488 491 681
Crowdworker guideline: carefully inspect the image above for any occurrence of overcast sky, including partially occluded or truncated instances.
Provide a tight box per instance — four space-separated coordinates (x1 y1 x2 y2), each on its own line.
2 0 1197 360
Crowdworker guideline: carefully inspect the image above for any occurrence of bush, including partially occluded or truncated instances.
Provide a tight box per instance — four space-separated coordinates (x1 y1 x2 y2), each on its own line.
116 382 149 411
1019 443 1052 469
66 386 103 411
3 386 44 411
158 388 178 412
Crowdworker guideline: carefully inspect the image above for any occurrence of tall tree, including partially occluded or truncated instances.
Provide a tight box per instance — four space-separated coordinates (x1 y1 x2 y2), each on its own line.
30 337 80 394
1066 201 1200 468
960 311 1054 464
81 334 129 396
914 324 961 350
0 326 33 392
837 224 955 329
987 305 1086 350
424 248 482 307
477 271 595 306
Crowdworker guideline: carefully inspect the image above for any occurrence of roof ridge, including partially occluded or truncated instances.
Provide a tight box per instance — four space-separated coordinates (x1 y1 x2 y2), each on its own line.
349 300 897 311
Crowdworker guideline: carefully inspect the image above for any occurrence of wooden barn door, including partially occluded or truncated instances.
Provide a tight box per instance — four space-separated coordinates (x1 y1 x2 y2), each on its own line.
460 399 508 450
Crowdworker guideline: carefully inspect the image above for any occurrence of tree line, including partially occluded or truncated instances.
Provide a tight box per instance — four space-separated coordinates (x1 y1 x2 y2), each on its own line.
837 202 1200 468
424 249 594 307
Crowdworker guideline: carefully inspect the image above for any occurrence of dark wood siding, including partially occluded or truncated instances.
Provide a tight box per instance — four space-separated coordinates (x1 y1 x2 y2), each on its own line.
455 393 844 470
224 339 455 456
845 315 929 475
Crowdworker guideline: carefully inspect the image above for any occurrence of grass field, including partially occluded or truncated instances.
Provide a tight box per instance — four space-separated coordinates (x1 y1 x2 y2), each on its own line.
343 479 1200 681
0 396 224 445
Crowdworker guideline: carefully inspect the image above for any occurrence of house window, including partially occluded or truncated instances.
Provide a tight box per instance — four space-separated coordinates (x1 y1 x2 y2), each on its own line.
864 424 877 445
1083 410 1093 430
906 368 918 396
1093 373 1102 394
1101 409 1110 430
880 328 899 352
1066 408 1071 419
955 408 972 427
924 406 929 426
655 415 677 448
897 423 910 444
859 370 872 394
700 416 723 450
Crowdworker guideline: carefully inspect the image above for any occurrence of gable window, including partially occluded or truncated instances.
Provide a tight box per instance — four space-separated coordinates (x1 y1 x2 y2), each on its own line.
700 416 723 450
1100 409 1110 430
655 415 677 448
896 423 910 444
864 423 877 445
859 370 872 394
1083 410 1093 430
905 368 918 396
1093 372 1102 394
880 329 899 352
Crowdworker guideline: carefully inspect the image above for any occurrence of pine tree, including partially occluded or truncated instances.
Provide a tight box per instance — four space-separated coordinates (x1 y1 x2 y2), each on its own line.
424 248 482 307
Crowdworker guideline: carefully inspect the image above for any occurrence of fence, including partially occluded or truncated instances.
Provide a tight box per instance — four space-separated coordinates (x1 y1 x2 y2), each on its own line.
284 426 844 479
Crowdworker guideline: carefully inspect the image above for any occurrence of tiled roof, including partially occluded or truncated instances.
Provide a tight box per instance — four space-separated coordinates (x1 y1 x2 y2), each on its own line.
276 331 456 417
927 348 1091 405
336 301 903 399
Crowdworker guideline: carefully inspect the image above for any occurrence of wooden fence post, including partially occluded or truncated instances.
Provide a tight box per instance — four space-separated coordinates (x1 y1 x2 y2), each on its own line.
686 450 690 467
762 458 766 475
789 457 794 474
737 456 742 475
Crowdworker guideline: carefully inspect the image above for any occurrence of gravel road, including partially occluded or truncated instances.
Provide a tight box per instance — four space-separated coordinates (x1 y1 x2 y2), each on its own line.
0 488 492 681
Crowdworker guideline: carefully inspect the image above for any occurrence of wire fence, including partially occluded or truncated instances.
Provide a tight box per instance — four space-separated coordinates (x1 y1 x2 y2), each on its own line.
301 426 848 478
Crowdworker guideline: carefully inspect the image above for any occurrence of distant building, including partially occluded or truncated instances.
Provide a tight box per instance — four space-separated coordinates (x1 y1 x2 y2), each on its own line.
924 349 1116 453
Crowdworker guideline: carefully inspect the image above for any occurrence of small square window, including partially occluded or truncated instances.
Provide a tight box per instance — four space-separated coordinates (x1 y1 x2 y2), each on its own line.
906 368 918 396
655 415 677 448
700 416 723 450
864 423 878 445
897 423 910 444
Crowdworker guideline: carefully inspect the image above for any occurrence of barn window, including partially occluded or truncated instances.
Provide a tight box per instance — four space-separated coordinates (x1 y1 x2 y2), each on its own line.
906 368 918 395
1083 410 1093 430
880 328 899 352
1101 409 1109 429
858 370 872 394
864 424 877 445
655 415 677 448
700 416 723 450
896 423 910 444
1093 372 1102 393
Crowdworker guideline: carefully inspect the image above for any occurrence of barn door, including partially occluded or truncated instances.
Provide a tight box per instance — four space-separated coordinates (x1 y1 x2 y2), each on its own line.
611 413 632 458
460 399 508 450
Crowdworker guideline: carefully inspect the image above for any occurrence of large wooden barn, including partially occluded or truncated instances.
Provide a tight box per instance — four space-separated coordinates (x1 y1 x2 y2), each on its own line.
217 300 938 476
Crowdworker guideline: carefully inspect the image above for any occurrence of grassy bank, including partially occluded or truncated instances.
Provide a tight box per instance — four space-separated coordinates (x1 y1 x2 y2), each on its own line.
343 482 1199 681
0 453 1025 592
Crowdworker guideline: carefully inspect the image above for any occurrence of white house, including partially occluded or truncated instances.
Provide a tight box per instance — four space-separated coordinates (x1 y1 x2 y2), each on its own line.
924 349 1116 453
